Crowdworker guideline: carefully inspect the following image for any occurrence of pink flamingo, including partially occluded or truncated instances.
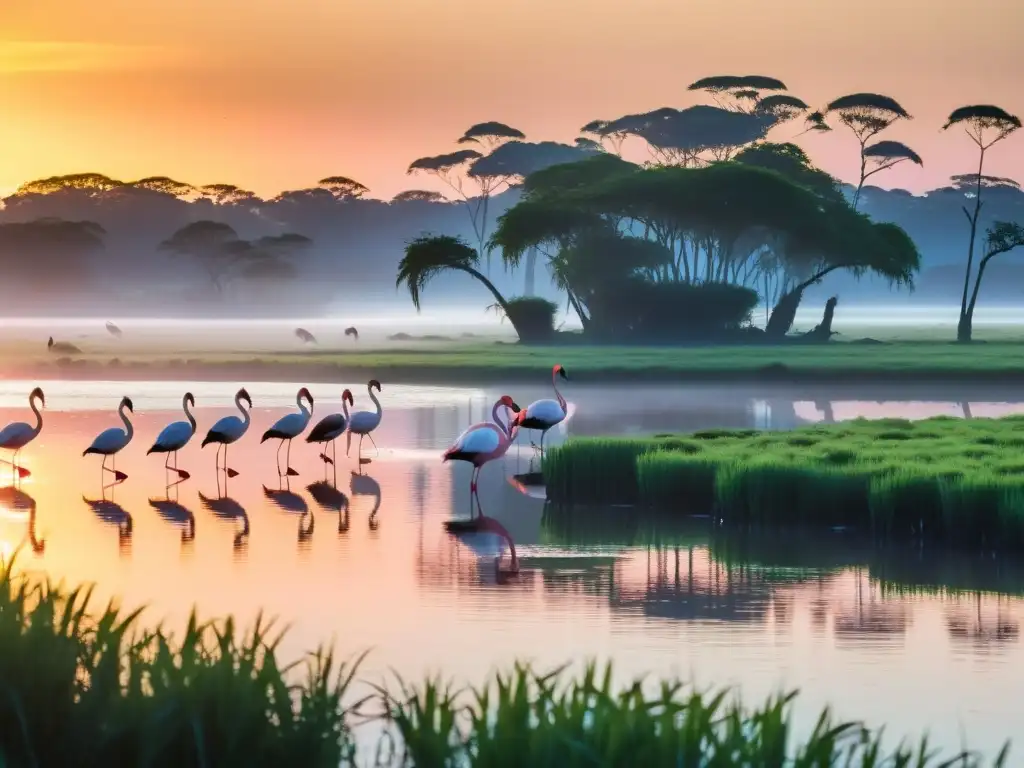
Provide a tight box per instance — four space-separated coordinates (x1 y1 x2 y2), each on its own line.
442 395 521 507
513 364 568 457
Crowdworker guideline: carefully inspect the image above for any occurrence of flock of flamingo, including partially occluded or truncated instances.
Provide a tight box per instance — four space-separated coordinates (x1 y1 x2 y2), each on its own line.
0 364 571 506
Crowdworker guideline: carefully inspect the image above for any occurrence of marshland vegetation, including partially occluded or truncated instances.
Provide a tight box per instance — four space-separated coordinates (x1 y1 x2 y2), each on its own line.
544 416 1024 550
0 555 1010 767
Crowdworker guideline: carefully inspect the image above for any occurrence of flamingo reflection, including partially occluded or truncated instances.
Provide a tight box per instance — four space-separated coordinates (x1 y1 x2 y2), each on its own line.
444 491 519 580
198 476 249 553
508 471 546 500
307 478 350 534
263 478 314 543
350 468 381 530
148 491 196 548
0 485 44 554
82 494 133 556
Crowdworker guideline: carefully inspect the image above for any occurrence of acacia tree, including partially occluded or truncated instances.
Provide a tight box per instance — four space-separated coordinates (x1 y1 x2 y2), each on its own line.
942 104 1022 341
821 93 916 209
316 176 369 200
960 222 1024 340
408 122 525 275
391 189 447 204
687 75 789 113
158 221 311 295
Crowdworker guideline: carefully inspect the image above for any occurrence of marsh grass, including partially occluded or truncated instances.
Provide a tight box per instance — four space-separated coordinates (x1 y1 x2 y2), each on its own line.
545 417 1024 550
0 554 1011 766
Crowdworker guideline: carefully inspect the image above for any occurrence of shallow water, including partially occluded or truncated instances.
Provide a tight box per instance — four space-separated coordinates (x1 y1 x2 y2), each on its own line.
3 379 1024 760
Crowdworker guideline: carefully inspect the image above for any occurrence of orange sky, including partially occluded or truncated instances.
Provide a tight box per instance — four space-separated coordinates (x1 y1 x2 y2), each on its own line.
0 0 1021 199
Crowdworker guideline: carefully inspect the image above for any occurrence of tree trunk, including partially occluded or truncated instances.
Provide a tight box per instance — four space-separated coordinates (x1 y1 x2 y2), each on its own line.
524 247 537 296
803 296 838 342
457 265 529 339
957 149 987 342
764 266 841 339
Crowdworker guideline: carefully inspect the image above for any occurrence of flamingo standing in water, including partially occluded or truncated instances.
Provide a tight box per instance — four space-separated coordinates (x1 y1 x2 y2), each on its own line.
305 389 354 465
262 387 314 476
201 388 252 478
147 392 197 481
347 380 383 459
0 387 45 479
83 397 135 485
513 364 569 458
443 395 521 506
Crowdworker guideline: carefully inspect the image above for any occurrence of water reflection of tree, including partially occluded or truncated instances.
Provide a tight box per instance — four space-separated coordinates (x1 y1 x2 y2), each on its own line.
946 594 1020 649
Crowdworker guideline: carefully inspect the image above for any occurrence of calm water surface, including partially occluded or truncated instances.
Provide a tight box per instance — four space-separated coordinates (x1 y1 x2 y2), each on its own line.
2 380 1024 759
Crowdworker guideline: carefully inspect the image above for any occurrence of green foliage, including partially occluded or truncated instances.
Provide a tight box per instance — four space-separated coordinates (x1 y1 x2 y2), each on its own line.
397 234 485 311
0 557 1009 766
545 417 1024 551
494 297 558 342
603 281 759 341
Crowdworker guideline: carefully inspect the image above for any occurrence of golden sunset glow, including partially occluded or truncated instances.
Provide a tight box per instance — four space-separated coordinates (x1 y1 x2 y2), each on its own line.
0 0 1021 198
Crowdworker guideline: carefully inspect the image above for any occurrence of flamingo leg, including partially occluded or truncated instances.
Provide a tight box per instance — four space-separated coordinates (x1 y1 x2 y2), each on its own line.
214 443 221 472
286 439 299 476
275 440 284 475
346 430 352 457
225 444 239 478
357 434 364 458
366 432 380 457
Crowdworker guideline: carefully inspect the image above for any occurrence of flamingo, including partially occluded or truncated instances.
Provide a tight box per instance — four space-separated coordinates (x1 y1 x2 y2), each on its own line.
47 336 81 354
305 389 354 466
83 396 134 485
347 380 383 459
0 387 45 479
201 388 252 478
344 326 359 342
513 364 569 457
147 392 197 481
261 387 314 476
442 395 521 506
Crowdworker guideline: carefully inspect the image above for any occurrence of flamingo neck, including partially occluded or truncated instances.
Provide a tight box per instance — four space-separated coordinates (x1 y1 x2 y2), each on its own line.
119 403 134 441
368 385 382 417
183 397 197 434
491 401 511 437
552 370 566 413
235 394 251 426
297 392 311 420
29 394 43 436
342 397 351 422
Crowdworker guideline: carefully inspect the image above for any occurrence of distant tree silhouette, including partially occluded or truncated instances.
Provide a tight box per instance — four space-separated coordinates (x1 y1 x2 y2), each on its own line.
409 122 525 275
943 104 1023 341
14 173 123 196
961 221 1024 340
316 176 369 200
687 75 789 113
198 184 260 206
391 190 447 204
0 218 105 293
158 221 311 295
821 93 916 209
131 177 197 199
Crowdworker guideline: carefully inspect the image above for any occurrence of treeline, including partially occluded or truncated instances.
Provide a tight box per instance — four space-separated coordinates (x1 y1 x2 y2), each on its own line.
0 77 1021 324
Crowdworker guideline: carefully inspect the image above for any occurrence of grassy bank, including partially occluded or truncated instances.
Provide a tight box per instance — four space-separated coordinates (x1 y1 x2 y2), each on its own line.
544 416 1024 551
0 556 1009 767
13 340 1024 385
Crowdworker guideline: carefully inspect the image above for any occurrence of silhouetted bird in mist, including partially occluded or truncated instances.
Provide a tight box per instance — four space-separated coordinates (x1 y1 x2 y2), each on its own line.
295 327 317 344
106 321 122 338
345 326 359 342
48 336 81 354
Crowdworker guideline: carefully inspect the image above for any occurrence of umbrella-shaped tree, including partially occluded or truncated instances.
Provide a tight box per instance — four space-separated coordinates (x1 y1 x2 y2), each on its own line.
942 104 1022 341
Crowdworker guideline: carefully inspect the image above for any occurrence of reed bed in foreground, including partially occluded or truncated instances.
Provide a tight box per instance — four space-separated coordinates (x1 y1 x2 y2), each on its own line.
544 417 1024 550
0 555 1010 767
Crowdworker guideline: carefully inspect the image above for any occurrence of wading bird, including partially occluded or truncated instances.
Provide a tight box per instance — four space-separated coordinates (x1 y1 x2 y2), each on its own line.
0 387 45 479
201 388 252 478
47 336 81 354
106 321 123 338
262 387 314 476
443 395 520 505
147 392 197 480
344 326 359 342
348 380 383 459
295 327 317 344
513 364 569 458
305 389 353 465
83 396 134 485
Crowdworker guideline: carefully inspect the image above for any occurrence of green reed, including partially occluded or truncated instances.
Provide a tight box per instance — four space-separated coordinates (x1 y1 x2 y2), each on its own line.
0 553 1012 766
545 416 1024 550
